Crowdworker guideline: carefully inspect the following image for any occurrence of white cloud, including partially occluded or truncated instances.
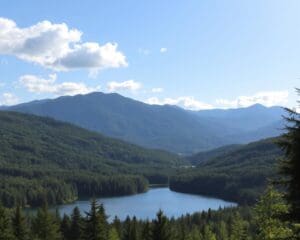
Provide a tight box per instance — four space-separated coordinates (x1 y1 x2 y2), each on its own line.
146 96 213 110
0 17 127 73
0 92 19 106
151 88 163 93
216 91 289 108
19 74 100 96
160 47 167 53
107 80 142 92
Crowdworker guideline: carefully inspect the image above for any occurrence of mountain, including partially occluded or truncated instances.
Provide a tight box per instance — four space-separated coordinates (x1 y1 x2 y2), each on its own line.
194 103 285 131
0 111 183 207
6 92 285 154
170 137 283 204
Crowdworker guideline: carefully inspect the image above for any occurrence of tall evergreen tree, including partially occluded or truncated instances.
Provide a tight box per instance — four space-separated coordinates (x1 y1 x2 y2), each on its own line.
70 207 84 240
203 225 216 240
12 205 28 240
60 214 71 240
151 210 171 240
84 199 108 240
142 220 152 240
277 92 300 223
108 227 120 240
254 186 293 240
32 204 61 240
0 204 15 240
229 212 248 240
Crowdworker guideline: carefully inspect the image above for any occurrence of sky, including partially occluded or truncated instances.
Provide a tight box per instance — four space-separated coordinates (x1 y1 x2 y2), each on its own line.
0 0 299 110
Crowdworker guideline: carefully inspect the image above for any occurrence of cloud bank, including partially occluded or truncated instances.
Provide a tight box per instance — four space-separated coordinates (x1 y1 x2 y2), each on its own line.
216 91 289 108
146 96 213 110
107 80 141 92
0 93 19 106
19 74 100 96
0 17 127 73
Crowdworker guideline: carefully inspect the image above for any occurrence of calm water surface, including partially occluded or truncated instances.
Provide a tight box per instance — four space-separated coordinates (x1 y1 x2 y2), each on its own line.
52 188 236 221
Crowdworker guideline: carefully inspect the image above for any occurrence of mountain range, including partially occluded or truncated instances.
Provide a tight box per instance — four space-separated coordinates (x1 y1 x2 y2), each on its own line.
4 92 285 154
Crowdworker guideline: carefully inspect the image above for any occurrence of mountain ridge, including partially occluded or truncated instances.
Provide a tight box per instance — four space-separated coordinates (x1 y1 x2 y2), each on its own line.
5 91 285 154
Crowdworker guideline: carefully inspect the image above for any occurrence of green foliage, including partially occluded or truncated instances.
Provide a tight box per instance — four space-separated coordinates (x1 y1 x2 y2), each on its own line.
0 204 15 240
0 111 184 207
84 199 108 240
277 105 300 223
171 138 283 204
12 205 29 240
254 186 293 240
32 204 61 240
152 210 172 240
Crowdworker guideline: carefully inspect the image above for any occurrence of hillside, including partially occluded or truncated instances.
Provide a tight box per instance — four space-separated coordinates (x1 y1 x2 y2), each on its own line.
0 111 183 207
170 137 283 204
7 92 284 154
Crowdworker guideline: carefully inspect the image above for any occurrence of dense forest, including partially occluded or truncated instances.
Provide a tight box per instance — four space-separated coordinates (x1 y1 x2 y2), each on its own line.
1 102 299 240
171 138 283 204
0 111 183 207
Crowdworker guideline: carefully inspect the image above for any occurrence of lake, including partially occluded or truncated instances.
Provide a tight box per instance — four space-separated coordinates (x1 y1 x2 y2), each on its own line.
51 188 236 221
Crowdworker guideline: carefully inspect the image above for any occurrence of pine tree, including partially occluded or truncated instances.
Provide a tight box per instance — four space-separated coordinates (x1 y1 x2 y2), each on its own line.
277 93 300 223
151 210 171 240
142 220 152 240
60 214 71 240
12 205 28 240
254 186 293 240
112 216 122 238
229 212 248 240
0 204 15 240
203 225 216 240
130 216 138 240
84 199 108 240
70 207 84 240
32 204 61 240
108 227 120 240
217 221 228 240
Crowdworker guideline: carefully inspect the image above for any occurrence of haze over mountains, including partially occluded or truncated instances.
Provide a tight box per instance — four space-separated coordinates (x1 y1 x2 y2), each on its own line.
6 92 285 154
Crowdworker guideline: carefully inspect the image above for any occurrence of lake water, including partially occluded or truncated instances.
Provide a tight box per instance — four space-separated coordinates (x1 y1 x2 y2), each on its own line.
51 188 236 221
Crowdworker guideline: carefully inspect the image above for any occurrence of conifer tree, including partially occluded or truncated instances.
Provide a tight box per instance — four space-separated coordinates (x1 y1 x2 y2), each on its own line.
203 225 216 240
84 199 108 240
0 204 15 240
151 210 171 240
60 214 71 240
32 203 61 240
217 221 228 240
70 206 84 240
12 205 28 240
229 212 248 240
108 227 120 240
142 220 152 240
112 216 122 238
254 186 293 240
277 94 300 223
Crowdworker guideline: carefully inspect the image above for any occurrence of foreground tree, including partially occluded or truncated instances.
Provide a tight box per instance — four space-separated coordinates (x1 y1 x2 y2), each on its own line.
84 199 108 240
254 186 293 240
0 204 15 240
32 204 61 240
152 210 172 240
277 90 300 234
69 207 84 240
12 205 29 240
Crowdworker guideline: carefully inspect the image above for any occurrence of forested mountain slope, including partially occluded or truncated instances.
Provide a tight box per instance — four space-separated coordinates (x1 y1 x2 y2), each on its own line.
0 111 183 207
171 138 283 204
7 92 284 154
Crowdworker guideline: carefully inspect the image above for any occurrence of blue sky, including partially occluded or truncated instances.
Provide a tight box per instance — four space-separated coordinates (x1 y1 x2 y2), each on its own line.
0 0 299 110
